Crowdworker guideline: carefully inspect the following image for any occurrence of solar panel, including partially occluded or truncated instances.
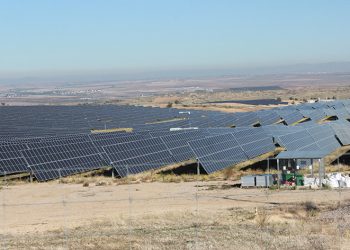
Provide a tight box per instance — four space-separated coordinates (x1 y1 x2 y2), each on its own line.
32 155 106 181
329 123 350 145
0 147 28 175
149 130 187 138
314 135 340 153
204 127 235 135
22 142 99 165
160 130 206 162
27 136 91 149
277 130 317 151
232 127 268 144
278 111 304 125
301 109 326 122
103 137 175 177
276 150 329 159
233 112 259 127
306 125 341 153
90 133 151 149
257 111 281 125
199 146 248 173
188 134 248 173
333 107 350 120
240 137 276 159
21 141 106 181
231 127 276 158
322 108 337 117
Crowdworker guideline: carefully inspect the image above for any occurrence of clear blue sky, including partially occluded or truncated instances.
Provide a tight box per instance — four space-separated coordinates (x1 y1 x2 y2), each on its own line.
1 0 350 77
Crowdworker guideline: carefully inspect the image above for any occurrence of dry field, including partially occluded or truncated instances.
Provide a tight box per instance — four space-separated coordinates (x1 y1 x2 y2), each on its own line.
1 179 350 249
2 73 350 109
124 84 350 114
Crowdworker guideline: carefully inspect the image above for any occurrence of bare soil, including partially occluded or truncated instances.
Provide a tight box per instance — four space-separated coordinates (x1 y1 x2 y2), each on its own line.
1 180 350 249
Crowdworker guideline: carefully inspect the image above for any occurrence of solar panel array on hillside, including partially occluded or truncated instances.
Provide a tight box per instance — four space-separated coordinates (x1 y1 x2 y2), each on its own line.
2 100 350 181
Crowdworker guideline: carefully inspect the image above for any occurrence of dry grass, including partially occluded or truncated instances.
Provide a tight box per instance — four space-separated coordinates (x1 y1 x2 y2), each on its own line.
58 175 114 186
4 202 350 250
91 127 133 133
145 117 186 124
255 208 271 228
325 145 350 166
303 201 319 217
326 164 350 173
117 172 222 184
130 83 350 112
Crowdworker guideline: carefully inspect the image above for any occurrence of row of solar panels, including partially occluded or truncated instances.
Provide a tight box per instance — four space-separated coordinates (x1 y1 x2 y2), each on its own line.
2 99 350 138
0 127 276 181
2 119 350 181
2 100 350 180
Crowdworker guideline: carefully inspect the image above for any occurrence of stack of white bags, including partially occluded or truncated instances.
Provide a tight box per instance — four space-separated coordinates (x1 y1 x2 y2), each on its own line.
304 173 350 188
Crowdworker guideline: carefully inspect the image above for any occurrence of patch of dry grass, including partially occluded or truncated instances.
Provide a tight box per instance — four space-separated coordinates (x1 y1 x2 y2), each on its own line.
326 164 350 173
4 204 350 250
91 127 133 133
118 172 221 184
255 208 271 228
303 201 319 218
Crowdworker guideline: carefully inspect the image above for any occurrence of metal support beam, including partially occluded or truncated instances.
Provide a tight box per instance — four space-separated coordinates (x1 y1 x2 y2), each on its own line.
277 159 280 189
30 170 33 183
322 158 325 180
197 159 200 176
318 159 322 188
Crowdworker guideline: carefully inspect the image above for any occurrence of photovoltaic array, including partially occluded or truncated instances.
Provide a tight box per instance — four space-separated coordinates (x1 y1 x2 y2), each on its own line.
1 99 350 181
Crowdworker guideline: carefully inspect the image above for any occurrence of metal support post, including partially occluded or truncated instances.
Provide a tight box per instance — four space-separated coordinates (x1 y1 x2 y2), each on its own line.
277 159 280 189
318 159 322 188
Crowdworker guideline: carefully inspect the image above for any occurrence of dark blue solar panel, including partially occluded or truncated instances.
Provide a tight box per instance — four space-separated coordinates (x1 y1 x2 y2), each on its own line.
103 137 175 177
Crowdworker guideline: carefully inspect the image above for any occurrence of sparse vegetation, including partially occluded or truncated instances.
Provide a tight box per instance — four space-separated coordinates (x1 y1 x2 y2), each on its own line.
4 200 350 249
255 208 270 228
304 201 319 217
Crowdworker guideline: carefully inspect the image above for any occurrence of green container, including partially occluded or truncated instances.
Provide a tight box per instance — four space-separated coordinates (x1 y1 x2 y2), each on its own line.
296 175 304 186
282 173 294 182
282 173 304 186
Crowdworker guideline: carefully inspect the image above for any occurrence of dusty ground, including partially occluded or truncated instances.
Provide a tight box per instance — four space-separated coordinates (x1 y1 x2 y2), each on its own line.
1 180 350 249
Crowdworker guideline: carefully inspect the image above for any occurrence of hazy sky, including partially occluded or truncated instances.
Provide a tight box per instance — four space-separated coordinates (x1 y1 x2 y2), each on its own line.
1 0 350 77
